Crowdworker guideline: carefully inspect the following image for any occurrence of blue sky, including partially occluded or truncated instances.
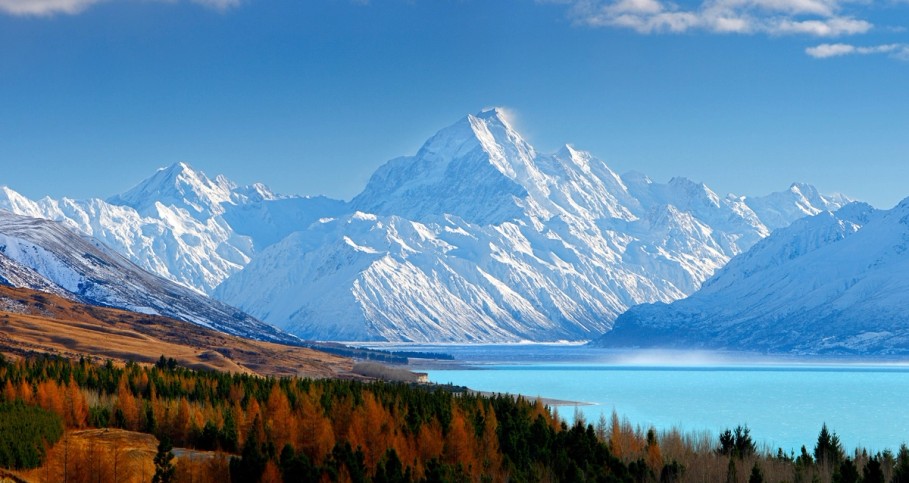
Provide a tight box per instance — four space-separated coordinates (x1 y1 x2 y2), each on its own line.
1 0 908 208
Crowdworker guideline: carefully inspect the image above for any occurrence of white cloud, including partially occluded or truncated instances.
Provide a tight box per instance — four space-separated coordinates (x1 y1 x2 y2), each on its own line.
773 17 872 36
804 42 857 56
0 0 104 15
806 42 909 58
713 0 841 17
555 0 876 36
0 0 240 16
191 0 241 11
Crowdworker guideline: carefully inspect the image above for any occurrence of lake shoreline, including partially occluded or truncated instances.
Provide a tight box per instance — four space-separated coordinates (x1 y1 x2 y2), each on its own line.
468 389 596 408
406 344 909 453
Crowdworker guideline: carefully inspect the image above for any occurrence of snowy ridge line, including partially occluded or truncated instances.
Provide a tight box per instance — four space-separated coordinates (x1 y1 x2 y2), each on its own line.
214 109 849 342
1 108 851 342
0 209 298 345
595 200 909 355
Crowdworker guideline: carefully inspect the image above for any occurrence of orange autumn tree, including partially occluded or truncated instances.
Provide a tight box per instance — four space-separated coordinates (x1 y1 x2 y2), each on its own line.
296 392 334 463
347 393 394 469
265 384 296 450
35 380 65 417
115 377 139 431
443 405 476 472
0 355 643 483
65 377 88 428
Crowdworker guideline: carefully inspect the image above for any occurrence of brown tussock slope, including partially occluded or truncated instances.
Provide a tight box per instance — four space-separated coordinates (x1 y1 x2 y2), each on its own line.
0 285 353 378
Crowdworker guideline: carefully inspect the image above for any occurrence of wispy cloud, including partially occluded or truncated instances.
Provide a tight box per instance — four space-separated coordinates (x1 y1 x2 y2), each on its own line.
550 0 874 36
0 0 241 16
806 42 909 58
190 0 242 11
0 0 104 16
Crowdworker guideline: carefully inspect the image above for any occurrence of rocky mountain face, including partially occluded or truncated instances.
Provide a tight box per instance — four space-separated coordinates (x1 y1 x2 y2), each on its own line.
1 109 850 342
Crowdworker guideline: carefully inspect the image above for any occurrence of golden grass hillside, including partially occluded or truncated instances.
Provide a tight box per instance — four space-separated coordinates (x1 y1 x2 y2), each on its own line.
0 285 353 378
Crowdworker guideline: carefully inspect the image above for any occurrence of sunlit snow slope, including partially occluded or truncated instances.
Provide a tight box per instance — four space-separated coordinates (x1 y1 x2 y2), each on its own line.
215 109 848 341
596 200 909 355
1 109 849 342
0 210 298 344
0 163 345 293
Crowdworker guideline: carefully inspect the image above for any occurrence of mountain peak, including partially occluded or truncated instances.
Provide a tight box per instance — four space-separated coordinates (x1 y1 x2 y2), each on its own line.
473 106 512 126
151 161 201 184
408 108 528 158
789 181 819 197
108 162 235 219
166 160 192 173
353 109 540 224
0 185 44 218
557 144 583 158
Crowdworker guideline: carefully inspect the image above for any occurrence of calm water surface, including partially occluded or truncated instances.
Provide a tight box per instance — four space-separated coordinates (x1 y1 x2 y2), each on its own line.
381 344 909 453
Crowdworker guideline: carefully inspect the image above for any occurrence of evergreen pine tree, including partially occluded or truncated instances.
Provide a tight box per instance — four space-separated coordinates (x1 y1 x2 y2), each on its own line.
862 454 884 483
893 445 909 483
219 407 239 452
229 430 267 482
152 436 176 483
749 462 764 483
143 403 156 434
659 460 684 483
814 424 843 468
814 424 832 463
375 448 410 483
833 458 858 483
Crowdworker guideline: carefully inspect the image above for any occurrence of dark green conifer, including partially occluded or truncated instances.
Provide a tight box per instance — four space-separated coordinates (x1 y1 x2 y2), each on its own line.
833 457 859 483
375 448 411 483
749 462 764 483
893 445 909 483
862 454 884 483
814 424 843 468
152 436 176 483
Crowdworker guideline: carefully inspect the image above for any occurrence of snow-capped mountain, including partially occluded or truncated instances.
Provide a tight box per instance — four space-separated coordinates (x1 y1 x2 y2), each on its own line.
745 182 852 230
1 109 850 342
0 210 298 344
595 199 909 355
215 109 849 342
0 163 345 293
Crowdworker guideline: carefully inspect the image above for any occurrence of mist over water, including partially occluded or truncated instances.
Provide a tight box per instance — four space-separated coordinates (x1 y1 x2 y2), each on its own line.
375 344 909 453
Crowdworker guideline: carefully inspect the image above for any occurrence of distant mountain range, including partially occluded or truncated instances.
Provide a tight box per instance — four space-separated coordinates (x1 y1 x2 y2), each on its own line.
594 200 909 355
1 109 851 342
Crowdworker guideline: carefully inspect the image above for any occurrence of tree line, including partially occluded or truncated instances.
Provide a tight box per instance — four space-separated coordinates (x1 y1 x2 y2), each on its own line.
0 353 636 481
1 352 907 482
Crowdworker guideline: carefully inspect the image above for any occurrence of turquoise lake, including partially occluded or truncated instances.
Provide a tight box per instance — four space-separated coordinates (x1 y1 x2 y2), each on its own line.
384 344 909 454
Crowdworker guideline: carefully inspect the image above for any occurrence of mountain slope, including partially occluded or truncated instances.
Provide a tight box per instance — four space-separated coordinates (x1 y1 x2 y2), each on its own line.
216 109 849 342
0 210 297 344
595 200 909 354
0 163 345 294
1 109 850 343
0 285 352 378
